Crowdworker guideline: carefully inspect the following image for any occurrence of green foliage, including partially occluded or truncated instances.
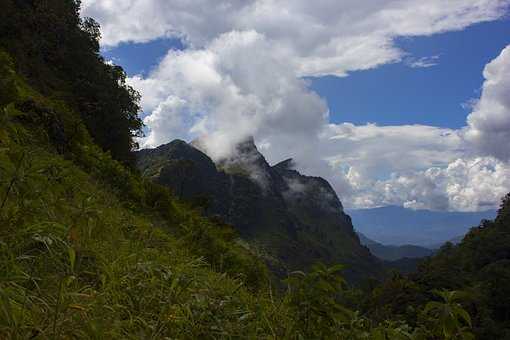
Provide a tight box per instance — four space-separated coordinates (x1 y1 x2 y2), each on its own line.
422 290 474 339
286 264 350 336
0 53 18 107
0 0 143 165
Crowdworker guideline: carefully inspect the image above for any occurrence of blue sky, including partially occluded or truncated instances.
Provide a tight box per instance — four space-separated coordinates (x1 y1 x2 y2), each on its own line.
312 19 510 128
103 38 183 78
103 18 510 130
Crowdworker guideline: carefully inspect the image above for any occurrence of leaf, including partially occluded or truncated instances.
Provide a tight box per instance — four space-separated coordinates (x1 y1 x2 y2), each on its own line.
0 289 15 326
0 129 9 144
460 329 475 340
289 271 306 277
327 264 345 274
64 275 76 287
453 306 472 327
170 276 180 293
424 301 442 314
68 304 87 312
68 247 76 272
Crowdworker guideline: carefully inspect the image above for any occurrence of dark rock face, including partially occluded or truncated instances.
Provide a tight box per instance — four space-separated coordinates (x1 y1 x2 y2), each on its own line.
136 139 382 281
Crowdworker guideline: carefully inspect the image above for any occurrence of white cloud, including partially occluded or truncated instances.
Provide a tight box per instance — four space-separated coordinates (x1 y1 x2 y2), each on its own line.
340 157 510 211
82 0 510 76
405 55 440 68
323 123 463 178
81 1 510 211
130 30 328 163
465 45 510 161
321 46 510 211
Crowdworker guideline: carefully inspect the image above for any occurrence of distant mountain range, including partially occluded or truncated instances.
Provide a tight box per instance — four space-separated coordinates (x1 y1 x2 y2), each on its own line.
349 206 496 247
357 232 434 261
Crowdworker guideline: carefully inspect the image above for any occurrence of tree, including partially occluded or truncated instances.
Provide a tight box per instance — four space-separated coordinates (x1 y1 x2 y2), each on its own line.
0 0 143 166
286 263 354 337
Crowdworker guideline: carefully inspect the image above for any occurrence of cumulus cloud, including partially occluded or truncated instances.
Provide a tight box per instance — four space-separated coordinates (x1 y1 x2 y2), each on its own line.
465 45 510 160
81 1 510 211
130 31 329 163
340 157 510 211
286 47 510 212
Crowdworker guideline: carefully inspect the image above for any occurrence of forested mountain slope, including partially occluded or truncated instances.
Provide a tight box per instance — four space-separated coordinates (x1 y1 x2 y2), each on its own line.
0 46 274 338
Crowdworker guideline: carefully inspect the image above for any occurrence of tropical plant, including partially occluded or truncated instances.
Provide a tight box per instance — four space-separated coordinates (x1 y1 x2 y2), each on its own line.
285 263 355 337
422 290 474 339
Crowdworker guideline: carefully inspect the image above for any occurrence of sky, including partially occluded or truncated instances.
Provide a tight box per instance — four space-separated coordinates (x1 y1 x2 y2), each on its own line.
82 0 510 212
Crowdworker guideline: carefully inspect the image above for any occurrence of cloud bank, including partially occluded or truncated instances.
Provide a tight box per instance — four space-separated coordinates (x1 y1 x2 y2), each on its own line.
81 1 510 211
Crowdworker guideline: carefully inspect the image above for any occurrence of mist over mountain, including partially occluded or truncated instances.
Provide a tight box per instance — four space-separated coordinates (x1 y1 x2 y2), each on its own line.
349 206 497 246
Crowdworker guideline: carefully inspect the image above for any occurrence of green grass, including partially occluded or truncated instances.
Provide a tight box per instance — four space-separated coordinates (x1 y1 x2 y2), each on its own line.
0 141 276 338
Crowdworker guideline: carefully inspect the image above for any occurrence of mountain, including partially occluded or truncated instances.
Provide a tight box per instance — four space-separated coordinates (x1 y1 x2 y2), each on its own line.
136 138 382 281
357 232 434 261
349 205 496 246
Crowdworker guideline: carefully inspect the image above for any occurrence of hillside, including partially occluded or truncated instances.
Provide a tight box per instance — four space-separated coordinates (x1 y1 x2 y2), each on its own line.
0 48 278 338
136 139 382 282
349 205 496 246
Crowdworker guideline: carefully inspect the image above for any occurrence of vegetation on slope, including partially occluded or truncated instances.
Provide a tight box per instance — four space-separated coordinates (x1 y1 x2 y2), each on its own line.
0 1 508 338
0 0 143 166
